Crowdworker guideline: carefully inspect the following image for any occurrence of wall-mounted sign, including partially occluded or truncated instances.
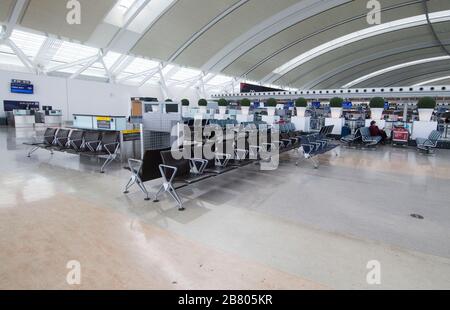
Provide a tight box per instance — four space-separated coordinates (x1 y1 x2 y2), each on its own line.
240 83 284 93
3 100 40 111
96 116 112 129
11 79 34 94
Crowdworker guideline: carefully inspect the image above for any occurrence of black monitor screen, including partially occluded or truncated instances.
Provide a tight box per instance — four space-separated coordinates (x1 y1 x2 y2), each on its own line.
166 104 179 113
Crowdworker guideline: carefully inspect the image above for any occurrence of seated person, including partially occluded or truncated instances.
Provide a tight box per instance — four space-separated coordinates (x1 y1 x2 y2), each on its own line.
369 121 388 142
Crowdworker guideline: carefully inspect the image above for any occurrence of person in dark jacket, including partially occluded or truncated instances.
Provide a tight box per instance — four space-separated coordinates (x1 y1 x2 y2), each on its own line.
369 121 388 142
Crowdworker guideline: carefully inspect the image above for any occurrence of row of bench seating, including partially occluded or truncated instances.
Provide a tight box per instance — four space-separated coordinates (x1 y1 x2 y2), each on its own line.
24 127 120 173
341 127 442 154
340 127 382 148
124 124 338 210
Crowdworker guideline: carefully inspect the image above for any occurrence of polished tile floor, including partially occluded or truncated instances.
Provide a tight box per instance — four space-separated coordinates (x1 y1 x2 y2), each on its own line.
1 127 450 289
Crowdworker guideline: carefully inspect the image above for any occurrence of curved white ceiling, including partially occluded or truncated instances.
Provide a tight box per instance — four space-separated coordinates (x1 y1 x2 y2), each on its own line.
342 56 450 88
263 10 450 84
413 75 450 86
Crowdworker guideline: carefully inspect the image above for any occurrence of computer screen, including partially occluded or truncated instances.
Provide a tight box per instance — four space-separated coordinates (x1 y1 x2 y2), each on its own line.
166 104 179 113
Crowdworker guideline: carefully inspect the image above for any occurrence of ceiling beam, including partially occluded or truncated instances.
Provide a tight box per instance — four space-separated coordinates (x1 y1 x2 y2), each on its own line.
45 55 99 73
69 54 101 79
117 67 159 83
5 0 29 38
5 38 36 73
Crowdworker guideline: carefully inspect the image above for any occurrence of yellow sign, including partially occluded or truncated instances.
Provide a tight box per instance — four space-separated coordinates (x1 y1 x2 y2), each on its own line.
96 117 111 121
122 129 141 134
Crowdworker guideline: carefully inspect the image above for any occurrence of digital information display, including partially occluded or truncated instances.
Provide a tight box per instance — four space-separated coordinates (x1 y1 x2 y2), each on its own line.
11 79 34 94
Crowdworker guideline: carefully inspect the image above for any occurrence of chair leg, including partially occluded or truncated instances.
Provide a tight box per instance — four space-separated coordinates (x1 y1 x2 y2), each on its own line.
136 180 150 201
123 176 135 194
153 184 165 203
27 147 39 157
100 155 115 173
168 185 184 211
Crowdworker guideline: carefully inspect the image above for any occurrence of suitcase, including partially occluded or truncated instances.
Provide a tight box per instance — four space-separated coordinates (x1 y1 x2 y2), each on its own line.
341 125 351 137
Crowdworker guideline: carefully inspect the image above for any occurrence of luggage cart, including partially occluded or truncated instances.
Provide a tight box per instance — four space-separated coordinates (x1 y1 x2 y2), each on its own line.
392 125 409 147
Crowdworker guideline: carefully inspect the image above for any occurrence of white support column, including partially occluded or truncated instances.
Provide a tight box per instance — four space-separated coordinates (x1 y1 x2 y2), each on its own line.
5 38 36 73
46 55 98 73
99 51 113 83
119 68 159 84
5 0 29 38
69 54 101 79
158 64 171 100
111 55 133 76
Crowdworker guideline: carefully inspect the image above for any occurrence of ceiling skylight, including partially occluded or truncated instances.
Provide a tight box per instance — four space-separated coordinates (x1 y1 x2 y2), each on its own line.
52 41 99 64
342 56 450 88
102 51 122 70
10 29 46 60
170 67 202 82
122 57 159 74
206 75 234 86
127 0 177 34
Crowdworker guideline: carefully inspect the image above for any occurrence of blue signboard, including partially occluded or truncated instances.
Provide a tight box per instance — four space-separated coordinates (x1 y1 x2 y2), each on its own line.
11 79 34 94
343 101 353 109
312 101 321 108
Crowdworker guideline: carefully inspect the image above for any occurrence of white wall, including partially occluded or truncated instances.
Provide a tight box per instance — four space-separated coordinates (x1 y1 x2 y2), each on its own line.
0 70 163 120
0 69 213 120
139 83 202 106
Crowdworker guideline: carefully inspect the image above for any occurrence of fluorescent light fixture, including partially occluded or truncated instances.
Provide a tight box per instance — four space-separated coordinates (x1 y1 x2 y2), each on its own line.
267 10 450 83
342 56 450 88
413 76 450 86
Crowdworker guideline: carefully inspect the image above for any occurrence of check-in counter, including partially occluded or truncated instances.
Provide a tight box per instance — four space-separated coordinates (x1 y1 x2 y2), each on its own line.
7 110 36 128
35 110 63 127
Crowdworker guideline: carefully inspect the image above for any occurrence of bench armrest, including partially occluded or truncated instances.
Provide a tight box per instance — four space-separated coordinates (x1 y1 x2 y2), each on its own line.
215 153 232 167
86 140 102 152
103 142 120 155
69 139 83 150
189 158 208 174
127 158 142 175
234 149 249 160
159 164 178 183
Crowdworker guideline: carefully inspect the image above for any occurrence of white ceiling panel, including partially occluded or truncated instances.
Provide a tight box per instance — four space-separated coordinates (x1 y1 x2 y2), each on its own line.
20 0 116 42
0 0 14 23
280 22 450 88
173 0 300 68
224 0 429 80
132 0 239 61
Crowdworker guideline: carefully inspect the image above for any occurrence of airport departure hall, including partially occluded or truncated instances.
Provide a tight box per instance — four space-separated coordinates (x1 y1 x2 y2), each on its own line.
1 0 450 293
